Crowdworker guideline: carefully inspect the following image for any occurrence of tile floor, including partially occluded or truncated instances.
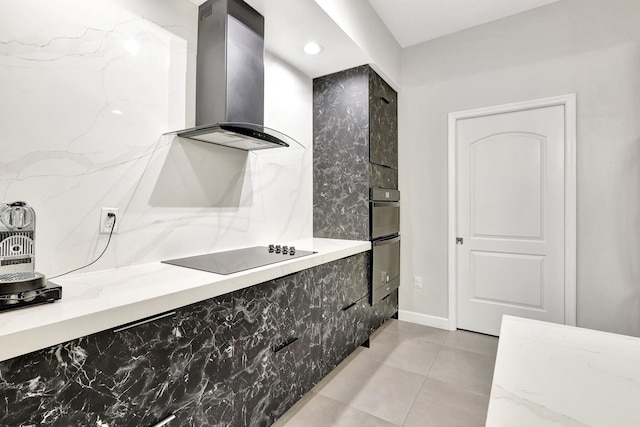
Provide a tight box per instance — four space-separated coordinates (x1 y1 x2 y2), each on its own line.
273 319 498 427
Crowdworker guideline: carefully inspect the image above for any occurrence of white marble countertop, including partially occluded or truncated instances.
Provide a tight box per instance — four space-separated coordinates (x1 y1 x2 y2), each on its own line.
0 238 370 362
487 315 640 427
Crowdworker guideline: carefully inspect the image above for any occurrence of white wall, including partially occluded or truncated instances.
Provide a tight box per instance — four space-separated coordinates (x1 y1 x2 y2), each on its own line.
313 0 401 89
399 0 640 336
0 0 313 277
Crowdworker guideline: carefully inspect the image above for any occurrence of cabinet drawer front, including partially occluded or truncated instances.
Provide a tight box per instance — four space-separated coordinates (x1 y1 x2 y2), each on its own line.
370 289 399 333
233 270 321 368
369 70 398 170
234 324 322 427
321 253 369 320
370 163 398 190
321 296 370 375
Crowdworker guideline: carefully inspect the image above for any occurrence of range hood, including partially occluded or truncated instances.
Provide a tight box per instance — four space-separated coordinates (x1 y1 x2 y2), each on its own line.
165 0 300 151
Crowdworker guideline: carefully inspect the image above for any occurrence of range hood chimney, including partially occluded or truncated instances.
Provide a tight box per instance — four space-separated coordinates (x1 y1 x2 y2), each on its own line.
166 0 300 151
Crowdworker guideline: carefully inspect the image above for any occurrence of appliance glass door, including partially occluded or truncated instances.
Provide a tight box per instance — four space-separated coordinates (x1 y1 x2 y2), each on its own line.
370 201 400 240
371 235 400 303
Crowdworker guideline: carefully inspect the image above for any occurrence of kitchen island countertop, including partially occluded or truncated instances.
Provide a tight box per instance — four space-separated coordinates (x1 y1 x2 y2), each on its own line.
0 238 370 362
487 315 640 426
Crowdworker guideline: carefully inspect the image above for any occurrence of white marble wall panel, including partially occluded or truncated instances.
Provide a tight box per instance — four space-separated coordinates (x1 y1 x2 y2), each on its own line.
0 0 313 276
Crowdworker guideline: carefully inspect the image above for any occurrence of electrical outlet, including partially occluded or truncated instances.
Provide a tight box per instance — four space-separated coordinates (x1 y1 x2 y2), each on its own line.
100 208 119 234
414 276 423 289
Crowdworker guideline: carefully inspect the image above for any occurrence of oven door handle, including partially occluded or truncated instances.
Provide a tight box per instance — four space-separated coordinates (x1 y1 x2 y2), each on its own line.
371 201 400 208
373 235 400 246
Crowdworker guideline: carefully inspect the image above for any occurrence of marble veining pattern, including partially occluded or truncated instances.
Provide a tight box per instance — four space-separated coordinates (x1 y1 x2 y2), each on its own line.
313 65 371 240
320 252 369 320
0 0 312 277
370 289 399 333
233 324 322 427
232 269 322 370
369 70 398 170
0 294 235 426
321 296 370 376
487 316 640 426
370 163 398 190
313 65 398 240
0 238 370 363
0 249 393 426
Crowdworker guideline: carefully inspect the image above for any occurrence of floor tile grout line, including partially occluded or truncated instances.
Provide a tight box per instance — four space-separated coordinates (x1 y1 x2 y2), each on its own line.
356 342 440 378
316 352 428 426
316 394 404 427
397 341 446 426
378 327 450 348
424 339 445 380
439 343 499 359
279 320 498 426
398 373 429 427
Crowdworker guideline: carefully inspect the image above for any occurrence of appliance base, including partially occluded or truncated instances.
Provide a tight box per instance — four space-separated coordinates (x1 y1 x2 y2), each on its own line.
0 282 62 312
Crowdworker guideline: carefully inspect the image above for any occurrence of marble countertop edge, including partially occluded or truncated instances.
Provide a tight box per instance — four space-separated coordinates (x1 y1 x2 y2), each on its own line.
0 238 370 362
486 315 640 427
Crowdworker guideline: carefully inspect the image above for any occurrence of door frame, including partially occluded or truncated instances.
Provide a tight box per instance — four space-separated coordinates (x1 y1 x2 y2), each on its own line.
447 94 577 331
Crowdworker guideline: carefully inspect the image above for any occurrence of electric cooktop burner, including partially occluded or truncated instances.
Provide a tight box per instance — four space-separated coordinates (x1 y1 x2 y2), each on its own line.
162 245 315 275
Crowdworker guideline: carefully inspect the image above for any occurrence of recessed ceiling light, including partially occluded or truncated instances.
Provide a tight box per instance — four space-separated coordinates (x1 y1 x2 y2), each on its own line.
303 42 323 55
111 109 124 115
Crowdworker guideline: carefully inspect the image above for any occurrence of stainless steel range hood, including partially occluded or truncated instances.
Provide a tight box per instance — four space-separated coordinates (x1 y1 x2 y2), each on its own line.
165 0 300 151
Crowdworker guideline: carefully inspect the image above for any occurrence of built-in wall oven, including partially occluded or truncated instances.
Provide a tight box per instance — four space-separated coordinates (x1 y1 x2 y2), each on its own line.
370 188 400 303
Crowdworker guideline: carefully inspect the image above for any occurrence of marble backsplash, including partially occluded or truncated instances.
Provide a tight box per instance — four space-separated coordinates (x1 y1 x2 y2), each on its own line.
0 0 313 277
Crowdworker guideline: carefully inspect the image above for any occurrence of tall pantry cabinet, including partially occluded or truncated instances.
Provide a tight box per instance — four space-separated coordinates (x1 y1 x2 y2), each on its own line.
313 64 400 352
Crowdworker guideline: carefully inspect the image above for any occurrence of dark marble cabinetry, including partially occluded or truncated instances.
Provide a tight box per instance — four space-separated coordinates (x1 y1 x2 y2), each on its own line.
313 64 398 241
232 269 323 427
319 253 369 320
319 252 370 376
313 64 400 335
322 297 370 376
0 294 235 426
0 254 371 427
369 70 398 170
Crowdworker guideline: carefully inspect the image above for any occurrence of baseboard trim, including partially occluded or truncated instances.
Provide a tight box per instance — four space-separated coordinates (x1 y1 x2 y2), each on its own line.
398 310 450 330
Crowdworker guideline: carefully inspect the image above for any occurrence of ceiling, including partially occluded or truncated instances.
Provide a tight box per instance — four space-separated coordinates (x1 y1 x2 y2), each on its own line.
245 0 369 78
367 0 561 48
188 0 562 79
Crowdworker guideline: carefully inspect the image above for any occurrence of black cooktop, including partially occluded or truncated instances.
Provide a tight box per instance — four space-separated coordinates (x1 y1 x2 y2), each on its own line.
162 245 314 275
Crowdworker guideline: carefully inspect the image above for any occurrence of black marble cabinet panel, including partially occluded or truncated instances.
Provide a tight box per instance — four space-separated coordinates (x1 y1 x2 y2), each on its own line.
314 64 400 344
370 163 398 190
232 269 323 426
0 295 235 427
313 64 398 240
165 295 235 426
321 296 370 377
0 254 376 427
313 65 371 240
320 252 369 320
369 289 399 334
233 324 322 427
232 270 321 369
369 70 398 170
0 311 179 426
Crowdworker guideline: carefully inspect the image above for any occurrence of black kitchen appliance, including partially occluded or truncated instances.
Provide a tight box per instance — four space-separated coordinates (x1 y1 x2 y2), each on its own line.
0 201 61 312
370 188 400 303
164 0 302 151
163 245 315 275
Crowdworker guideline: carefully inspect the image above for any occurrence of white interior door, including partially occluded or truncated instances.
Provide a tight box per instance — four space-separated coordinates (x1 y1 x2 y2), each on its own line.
454 102 571 336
